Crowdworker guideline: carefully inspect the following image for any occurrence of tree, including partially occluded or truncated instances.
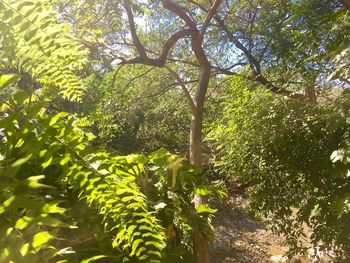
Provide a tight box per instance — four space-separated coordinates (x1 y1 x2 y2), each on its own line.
205 1 350 258
59 1 298 260
0 1 216 262
52 1 350 261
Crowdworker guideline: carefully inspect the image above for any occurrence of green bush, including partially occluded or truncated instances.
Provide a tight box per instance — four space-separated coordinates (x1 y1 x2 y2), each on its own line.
0 76 215 262
208 78 350 260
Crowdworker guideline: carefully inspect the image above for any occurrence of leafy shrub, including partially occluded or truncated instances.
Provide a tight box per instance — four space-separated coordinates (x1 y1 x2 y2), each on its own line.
0 0 88 100
82 66 190 155
208 79 350 260
0 75 215 262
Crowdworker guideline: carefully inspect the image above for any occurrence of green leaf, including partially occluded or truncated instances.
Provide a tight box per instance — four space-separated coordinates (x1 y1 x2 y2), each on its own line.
42 156 53 168
131 239 143 255
196 204 217 214
0 74 20 89
32 231 54 248
81 255 110 263
17 1 36 10
49 112 69 126
126 154 147 164
195 185 210 195
10 154 33 167
20 243 30 257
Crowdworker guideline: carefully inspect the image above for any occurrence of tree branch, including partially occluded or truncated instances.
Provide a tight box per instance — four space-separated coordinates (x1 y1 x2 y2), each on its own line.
121 66 156 94
212 65 292 96
189 0 260 72
215 17 261 74
160 0 197 29
341 0 350 11
141 79 199 100
116 9 192 67
159 28 193 64
164 65 196 114
198 0 221 42
189 1 298 97
123 0 147 58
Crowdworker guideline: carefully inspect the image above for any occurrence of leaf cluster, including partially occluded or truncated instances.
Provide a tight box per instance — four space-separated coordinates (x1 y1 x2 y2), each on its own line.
208 79 350 260
0 0 89 101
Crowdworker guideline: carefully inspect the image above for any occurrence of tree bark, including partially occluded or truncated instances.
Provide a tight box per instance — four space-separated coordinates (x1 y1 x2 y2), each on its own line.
159 3 217 262
190 111 210 263
305 85 317 103
305 76 317 103
190 113 203 168
190 67 211 263
341 0 350 11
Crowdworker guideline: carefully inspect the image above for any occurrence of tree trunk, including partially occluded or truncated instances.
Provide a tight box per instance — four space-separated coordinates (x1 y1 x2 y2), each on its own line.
305 75 317 103
190 67 211 263
190 112 203 168
305 85 317 103
190 112 211 263
305 84 317 103
341 0 350 11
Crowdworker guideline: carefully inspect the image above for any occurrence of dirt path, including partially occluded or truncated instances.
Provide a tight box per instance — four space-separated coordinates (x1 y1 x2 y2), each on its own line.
209 180 309 263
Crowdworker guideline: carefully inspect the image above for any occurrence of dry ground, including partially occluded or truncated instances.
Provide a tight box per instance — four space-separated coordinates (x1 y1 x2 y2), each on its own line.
209 180 319 263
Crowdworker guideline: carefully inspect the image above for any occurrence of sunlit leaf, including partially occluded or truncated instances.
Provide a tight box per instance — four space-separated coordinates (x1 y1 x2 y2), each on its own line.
0 74 20 89
32 231 54 248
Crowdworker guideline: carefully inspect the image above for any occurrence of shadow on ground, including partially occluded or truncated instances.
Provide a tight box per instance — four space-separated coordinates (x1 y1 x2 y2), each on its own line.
209 180 301 263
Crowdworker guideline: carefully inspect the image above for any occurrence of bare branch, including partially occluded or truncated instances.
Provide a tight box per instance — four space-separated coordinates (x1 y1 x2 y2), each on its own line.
141 79 199 100
189 0 260 72
108 26 191 67
216 18 261 74
159 28 193 64
198 0 221 42
253 75 293 96
189 1 298 97
107 29 192 66
111 64 125 88
160 0 197 29
121 0 210 68
123 0 147 58
211 63 246 75
121 66 156 93
164 65 196 113
212 65 293 96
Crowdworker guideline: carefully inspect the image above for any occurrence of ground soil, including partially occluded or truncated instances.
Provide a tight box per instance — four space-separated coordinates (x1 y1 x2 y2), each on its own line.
209 180 311 263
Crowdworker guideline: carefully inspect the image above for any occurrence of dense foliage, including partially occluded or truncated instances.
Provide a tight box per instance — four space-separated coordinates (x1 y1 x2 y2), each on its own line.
82 65 191 154
0 1 215 261
208 80 350 259
0 0 88 100
0 77 216 262
1 0 350 262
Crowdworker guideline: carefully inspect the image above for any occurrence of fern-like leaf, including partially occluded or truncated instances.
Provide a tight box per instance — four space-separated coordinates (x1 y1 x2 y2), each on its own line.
0 0 88 100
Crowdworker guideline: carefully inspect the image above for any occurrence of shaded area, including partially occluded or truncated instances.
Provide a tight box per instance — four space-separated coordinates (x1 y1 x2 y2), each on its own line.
209 180 306 263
